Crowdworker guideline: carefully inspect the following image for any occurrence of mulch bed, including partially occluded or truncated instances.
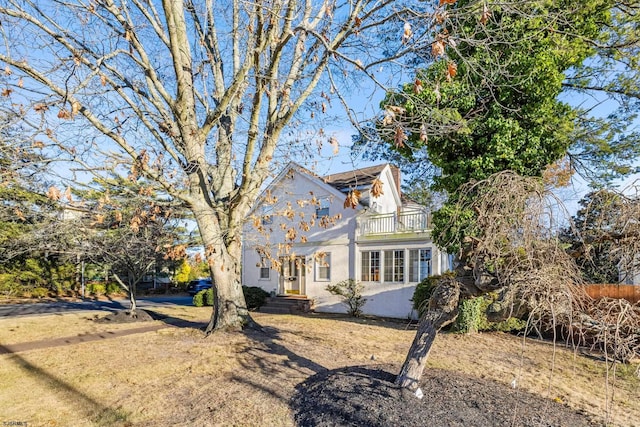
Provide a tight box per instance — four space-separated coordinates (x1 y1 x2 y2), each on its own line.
292 366 602 427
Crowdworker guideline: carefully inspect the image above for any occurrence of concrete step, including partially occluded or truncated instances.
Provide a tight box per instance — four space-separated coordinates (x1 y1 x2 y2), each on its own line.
259 306 293 314
260 296 313 314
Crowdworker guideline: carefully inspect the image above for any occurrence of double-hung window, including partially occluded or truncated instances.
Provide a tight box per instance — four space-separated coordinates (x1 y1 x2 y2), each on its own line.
316 253 331 281
259 257 270 280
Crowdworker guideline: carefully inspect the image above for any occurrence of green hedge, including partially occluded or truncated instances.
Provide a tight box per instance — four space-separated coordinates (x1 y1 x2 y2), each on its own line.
192 286 270 310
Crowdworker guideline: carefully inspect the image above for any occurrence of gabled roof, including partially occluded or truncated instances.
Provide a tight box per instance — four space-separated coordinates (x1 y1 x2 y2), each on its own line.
322 164 388 192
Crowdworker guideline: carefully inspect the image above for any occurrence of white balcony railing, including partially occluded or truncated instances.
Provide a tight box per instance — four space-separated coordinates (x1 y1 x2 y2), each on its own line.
359 210 430 236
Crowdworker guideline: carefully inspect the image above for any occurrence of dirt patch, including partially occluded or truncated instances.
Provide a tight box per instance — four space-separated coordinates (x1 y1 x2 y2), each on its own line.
292 366 601 427
94 309 155 323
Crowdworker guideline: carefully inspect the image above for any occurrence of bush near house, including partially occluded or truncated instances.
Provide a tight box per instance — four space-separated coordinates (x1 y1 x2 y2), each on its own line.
243 286 269 310
326 279 367 317
411 275 446 316
192 286 269 310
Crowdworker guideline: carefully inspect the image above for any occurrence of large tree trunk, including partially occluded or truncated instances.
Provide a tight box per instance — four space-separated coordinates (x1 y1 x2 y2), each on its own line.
205 263 253 333
193 207 253 333
395 277 461 390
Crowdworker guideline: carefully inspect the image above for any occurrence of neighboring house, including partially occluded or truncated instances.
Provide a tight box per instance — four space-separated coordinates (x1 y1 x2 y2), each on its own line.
241 162 450 319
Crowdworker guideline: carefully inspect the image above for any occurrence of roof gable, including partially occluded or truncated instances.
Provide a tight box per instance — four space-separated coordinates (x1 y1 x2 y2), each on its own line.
322 164 388 192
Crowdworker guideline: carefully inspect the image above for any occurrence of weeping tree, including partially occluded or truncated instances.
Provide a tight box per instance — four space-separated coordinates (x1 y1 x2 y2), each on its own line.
0 0 446 332
349 0 640 390
396 172 640 391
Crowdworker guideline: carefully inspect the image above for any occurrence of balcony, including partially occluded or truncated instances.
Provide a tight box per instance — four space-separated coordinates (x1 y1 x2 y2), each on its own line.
358 210 430 236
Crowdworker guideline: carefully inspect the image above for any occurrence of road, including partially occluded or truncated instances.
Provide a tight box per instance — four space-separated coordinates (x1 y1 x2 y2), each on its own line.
0 296 194 318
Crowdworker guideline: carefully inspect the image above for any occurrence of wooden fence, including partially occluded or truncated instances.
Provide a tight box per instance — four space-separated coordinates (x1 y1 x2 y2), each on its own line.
583 284 640 304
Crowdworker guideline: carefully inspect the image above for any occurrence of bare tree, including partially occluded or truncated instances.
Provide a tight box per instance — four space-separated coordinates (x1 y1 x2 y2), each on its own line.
0 0 437 331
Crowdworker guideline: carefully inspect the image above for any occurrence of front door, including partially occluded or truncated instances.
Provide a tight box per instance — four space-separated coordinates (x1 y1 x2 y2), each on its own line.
280 256 306 295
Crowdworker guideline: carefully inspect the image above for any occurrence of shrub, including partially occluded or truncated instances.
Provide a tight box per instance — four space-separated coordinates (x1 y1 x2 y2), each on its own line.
411 275 440 316
192 290 205 307
326 279 366 317
454 293 527 334
242 286 269 310
204 287 214 306
0 273 22 296
87 282 106 296
105 282 121 295
31 287 49 299
193 288 214 307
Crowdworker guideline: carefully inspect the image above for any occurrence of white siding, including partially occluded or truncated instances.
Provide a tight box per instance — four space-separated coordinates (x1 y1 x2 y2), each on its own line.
242 163 448 319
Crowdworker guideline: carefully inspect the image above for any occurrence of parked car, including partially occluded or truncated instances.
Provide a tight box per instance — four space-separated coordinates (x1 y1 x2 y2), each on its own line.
186 278 213 296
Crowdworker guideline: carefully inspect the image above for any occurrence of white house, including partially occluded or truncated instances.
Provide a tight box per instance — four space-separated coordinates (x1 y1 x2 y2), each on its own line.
241 162 450 319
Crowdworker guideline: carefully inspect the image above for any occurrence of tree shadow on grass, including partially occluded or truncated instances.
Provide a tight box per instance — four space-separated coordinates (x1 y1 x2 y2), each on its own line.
296 312 419 332
0 344 130 425
229 324 328 403
144 309 208 329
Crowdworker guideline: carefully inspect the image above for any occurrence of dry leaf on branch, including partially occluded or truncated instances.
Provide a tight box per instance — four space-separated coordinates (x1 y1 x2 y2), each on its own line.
414 79 424 94
371 178 384 197
57 109 72 120
402 22 412 43
446 62 458 81
329 136 340 155
286 227 297 241
46 186 61 201
439 0 456 5
431 39 445 58
63 186 73 202
344 189 361 209
480 3 491 24
394 126 407 148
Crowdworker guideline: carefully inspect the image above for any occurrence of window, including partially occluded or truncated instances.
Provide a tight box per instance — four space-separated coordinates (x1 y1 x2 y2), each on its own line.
315 253 331 281
384 250 405 282
316 198 330 218
261 206 273 225
409 249 432 282
361 251 380 282
259 257 270 279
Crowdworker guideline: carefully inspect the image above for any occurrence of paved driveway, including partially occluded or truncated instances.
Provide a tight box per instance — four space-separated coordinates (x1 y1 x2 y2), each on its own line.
0 296 193 318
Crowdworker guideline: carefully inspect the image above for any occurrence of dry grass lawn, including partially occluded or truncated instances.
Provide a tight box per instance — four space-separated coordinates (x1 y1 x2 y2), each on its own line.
0 307 638 426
